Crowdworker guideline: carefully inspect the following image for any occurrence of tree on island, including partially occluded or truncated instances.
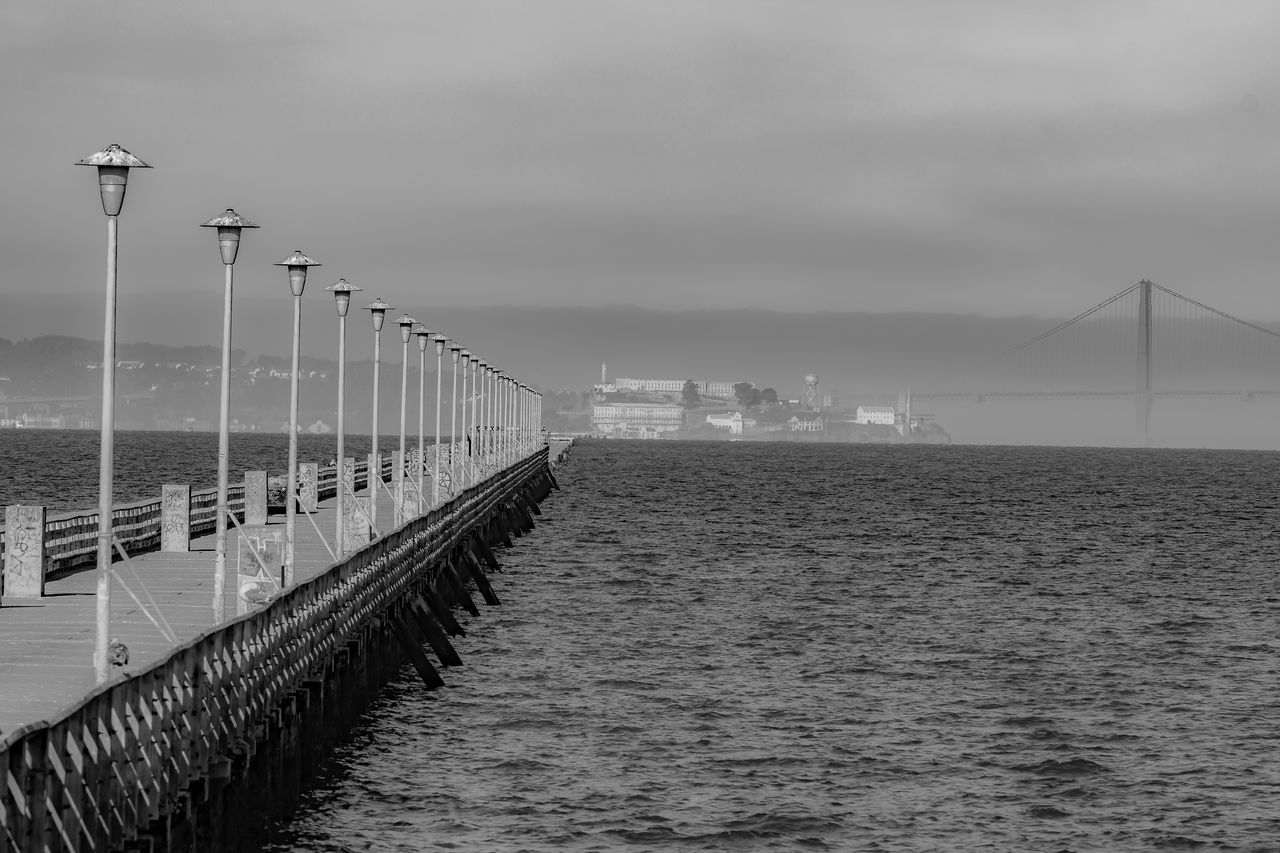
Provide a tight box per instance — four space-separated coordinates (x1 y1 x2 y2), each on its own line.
759 387 778 405
734 382 762 408
681 379 702 409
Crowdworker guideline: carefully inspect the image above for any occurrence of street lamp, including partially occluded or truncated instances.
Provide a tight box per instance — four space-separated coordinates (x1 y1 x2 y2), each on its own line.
432 333 446 505
325 278 361 555
432 333 448 504
76 143 150 683
274 250 321 586
414 325 432 514
459 350 471 488
395 314 417 525
469 356 481 482
494 371 504 466
363 297 392 531
448 342 462 496
483 364 495 467
202 208 259 625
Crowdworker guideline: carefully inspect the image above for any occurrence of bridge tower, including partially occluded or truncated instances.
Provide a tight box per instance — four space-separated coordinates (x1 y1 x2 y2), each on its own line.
804 374 820 411
1136 279 1152 445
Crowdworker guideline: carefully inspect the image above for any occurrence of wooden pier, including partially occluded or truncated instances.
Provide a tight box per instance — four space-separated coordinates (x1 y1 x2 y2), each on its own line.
0 442 566 851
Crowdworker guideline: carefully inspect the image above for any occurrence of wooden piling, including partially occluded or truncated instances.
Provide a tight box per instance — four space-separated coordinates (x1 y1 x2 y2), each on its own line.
410 598 463 667
391 615 445 689
462 548 501 606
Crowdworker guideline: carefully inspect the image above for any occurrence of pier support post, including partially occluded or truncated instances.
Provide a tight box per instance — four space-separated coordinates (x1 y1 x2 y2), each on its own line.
3 505 46 598
161 485 191 552
244 471 268 526
392 614 445 689
411 597 463 666
462 548 501 606
298 462 318 513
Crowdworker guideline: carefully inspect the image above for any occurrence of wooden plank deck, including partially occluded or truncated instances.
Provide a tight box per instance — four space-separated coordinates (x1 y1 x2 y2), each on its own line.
0 484 408 735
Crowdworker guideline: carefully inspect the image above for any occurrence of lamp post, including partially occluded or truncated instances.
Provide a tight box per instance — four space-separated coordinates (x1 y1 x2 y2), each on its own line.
469 356 480 483
202 208 259 625
77 143 150 683
414 325 432 514
394 314 417 525
363 298 392 530
274 250 320 586
484 365 495 467
459 350 471 488
455 343 465 494
325 278 361 555
494 371 504 466
433 334 446 505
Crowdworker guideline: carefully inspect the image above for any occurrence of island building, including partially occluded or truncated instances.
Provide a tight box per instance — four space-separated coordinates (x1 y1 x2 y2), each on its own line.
789 413 825 432
613 378 742 398
705 412 756 435
592 403 685 438
855 405 897 425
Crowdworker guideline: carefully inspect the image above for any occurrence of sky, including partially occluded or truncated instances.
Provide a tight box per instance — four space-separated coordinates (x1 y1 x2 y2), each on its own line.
6 0 1280 325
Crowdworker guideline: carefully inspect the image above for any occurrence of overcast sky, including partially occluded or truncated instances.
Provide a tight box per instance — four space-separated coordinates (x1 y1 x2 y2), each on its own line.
5 0 1280 321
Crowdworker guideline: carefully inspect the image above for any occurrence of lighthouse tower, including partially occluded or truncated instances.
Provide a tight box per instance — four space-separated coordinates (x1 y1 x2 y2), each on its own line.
601 362 607 385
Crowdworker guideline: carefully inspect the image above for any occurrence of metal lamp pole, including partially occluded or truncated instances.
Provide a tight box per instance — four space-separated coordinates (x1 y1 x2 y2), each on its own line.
363 298 392 530
484 365 495 467
414 325 431 514
202 209 259 625
453 343 468 494
394 314 417 525
499 373 508 466
459 351 471 488
274 250 321 586
77 143 150 683
470 356 480 482
433 334 446 505
325 278 361 555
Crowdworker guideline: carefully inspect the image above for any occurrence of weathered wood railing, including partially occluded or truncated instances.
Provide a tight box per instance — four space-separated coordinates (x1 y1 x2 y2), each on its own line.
0 456 399 579
0 445 552 852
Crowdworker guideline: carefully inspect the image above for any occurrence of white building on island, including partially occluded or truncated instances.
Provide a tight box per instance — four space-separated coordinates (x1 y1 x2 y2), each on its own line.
592 404 685 438
855 406 897 425
706 412 756 435
614 378 742 398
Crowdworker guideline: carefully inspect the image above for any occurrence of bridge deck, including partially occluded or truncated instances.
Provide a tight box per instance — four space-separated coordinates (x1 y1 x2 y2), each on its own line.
0 484 405 735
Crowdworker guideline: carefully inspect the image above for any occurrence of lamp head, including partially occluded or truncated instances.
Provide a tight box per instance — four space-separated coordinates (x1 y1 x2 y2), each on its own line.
324 278 361 317
434 334 447 356
461 349 471 366
413 325 431 352
449 342 461 363
395 314 417 344
274 250 321 297
76 143 150 216
363 297 392 332
201 209 259 265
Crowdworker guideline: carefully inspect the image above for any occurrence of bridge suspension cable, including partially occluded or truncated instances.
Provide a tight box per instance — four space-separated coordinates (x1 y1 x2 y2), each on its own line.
915 280 1280 401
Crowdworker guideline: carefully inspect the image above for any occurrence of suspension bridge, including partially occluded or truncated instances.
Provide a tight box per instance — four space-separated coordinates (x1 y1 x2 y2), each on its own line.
910 280 1280 443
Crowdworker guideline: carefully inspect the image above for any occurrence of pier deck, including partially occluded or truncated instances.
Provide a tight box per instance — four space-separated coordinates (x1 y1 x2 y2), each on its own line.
0 486 400 735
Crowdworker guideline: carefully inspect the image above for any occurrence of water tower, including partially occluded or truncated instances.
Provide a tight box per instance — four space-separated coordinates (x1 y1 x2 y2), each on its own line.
804 374 820 411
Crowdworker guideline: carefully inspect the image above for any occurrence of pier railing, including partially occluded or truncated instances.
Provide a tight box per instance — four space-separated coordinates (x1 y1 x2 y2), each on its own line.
0 444 550 852
0 456 396 581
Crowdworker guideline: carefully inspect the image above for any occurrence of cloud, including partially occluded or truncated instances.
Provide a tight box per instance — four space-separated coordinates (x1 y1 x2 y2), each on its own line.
5 0 1280 319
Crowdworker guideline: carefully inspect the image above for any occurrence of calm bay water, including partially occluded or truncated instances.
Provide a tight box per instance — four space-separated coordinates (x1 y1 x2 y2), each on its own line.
6 432 1280 848
258 439 1280 851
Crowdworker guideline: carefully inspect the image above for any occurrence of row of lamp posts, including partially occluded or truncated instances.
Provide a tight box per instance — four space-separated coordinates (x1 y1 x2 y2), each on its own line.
77 143 544 683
